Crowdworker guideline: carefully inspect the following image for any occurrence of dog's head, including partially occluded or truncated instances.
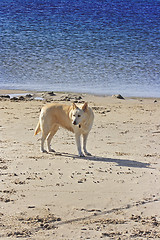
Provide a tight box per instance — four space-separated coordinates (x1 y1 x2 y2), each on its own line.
70 102 88 127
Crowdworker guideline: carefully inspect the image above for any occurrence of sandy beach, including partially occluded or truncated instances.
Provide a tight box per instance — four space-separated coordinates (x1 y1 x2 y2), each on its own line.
0 90 160 239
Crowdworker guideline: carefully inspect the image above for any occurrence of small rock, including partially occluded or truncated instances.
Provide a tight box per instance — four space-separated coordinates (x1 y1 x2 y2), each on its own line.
48 91 55 96
102 232 110 237
75 96 82 100
19 96 25 100
11 97 18 101
112 94 125 99
64 96 71 101
4 198 11 203
0 95 10 99
78 178 86 183
78 180 83 183
14 179 25 184
81 228 87 230
44 224 49 228
26 94 33 98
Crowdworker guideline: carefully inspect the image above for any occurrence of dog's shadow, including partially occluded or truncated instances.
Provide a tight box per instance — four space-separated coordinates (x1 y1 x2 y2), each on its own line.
53 152 151 169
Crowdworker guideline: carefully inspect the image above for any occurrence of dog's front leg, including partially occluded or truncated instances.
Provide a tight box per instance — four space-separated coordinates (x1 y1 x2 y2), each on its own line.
75 133 84 157
83 133 91 156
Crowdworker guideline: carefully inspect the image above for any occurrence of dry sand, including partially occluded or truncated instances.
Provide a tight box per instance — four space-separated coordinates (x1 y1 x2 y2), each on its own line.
0 90 160 239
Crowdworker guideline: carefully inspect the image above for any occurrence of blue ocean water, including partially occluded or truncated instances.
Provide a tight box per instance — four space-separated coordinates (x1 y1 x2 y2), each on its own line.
0 0 160 97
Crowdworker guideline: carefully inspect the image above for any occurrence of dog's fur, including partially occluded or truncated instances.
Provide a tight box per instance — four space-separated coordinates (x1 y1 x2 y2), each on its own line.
34 102 94 157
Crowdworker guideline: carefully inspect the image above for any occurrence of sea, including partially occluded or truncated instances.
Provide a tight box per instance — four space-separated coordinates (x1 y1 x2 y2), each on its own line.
0 0 160 97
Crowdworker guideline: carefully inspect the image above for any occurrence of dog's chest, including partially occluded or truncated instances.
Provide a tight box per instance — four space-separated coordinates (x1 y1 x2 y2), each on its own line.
79 122 91 134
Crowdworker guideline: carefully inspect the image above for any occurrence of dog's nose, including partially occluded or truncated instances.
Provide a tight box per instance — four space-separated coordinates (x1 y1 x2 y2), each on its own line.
73 120 76 125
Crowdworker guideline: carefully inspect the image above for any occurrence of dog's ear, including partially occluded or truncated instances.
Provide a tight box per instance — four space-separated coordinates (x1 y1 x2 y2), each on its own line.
72 102 77 109
82 102 88 112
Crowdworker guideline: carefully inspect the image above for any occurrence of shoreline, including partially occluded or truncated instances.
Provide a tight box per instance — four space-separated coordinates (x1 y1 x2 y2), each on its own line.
1 88 160 100
0 89 160 239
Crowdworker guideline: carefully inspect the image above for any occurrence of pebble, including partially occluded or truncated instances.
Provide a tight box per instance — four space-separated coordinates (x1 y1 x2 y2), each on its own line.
112 94 125 99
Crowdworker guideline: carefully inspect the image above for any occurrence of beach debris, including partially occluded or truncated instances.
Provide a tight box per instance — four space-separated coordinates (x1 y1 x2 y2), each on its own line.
26 94 33 98
78 178 86 183
0 93 43 101
18 96 25 100
14 179 26 185
0 196 13 203
61 96 71 101
7 229 32 238
47 91 56 96
17 213 61 231
112 94 125 99
74 96 83 103
60 94 83 102
10 97 19 101
0 95 10 99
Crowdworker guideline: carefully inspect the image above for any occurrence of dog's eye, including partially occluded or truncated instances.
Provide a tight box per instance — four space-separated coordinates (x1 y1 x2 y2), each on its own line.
78 115 81 117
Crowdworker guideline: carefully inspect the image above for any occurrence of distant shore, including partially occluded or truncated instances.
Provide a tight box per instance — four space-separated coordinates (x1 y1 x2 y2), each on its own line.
1 88 160 100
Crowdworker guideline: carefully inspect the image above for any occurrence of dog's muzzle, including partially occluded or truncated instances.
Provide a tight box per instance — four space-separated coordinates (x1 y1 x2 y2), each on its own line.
73 120 77 125
73 121 81 128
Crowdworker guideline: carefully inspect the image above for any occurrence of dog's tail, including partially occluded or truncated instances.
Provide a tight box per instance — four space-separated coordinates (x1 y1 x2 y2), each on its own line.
34 121 41 135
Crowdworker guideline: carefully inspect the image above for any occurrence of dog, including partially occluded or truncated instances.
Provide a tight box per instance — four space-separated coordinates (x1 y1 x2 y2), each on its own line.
34 102 94 157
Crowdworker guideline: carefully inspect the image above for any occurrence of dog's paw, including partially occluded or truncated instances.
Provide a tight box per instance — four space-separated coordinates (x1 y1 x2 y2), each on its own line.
79 152 85 157
41 149 48 153
84 151 92 156
48 149 55 153
85 152 92 156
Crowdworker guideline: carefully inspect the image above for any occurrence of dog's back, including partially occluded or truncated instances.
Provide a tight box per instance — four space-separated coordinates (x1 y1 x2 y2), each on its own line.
35 103 74 135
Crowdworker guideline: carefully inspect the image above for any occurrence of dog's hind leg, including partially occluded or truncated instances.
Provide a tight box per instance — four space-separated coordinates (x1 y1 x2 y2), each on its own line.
47 125 59 152
41 132 48 153
40 117 50 153
83 133 91 156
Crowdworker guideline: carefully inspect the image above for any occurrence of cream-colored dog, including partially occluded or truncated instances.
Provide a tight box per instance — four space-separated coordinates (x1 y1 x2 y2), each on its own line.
34 102 94 157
